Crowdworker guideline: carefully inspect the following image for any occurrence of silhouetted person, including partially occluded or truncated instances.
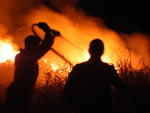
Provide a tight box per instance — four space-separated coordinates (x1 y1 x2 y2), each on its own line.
63 39 125 113
5 22 56 113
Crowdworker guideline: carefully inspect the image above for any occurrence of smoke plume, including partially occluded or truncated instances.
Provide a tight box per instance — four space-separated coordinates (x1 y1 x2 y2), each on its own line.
0 0 150 68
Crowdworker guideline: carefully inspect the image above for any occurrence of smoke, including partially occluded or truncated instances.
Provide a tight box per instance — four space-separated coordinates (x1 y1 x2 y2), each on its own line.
0 0 149 66
47 0 78 13
121 33 150 66
0 0 150 85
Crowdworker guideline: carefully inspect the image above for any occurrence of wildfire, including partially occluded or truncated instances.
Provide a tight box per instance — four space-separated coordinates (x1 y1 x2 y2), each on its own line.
0 38 118 73
83 50 120 73
0 39 19 63
101 54 112 64
43 59 60 71
43 49 119 73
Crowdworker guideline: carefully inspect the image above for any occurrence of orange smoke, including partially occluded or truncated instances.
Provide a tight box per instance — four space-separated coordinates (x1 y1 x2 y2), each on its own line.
0 1 150 85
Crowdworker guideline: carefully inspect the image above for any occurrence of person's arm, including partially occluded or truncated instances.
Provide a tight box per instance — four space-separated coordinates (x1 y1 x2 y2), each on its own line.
110 66 125 95
29 23 55 60
62 65 78 106
41 23 54 49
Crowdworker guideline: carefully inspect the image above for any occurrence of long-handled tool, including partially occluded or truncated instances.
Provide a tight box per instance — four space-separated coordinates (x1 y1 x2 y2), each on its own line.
32 23 73 66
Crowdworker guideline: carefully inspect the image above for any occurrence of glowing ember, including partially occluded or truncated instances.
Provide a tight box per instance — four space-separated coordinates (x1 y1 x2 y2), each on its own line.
115 67 120 73
0 39 19 63
51 63 59 70
44 59 47 63
43 59 72 74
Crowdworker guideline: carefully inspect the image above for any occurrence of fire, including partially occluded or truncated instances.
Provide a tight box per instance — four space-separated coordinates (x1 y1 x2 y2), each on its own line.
83 50 120 72
44 59 47 63
83 50 112 64
0 39 19 63
51 63 59 71
43 50 119 74
43 59 60 71
84 50 90 60
101 54 112 64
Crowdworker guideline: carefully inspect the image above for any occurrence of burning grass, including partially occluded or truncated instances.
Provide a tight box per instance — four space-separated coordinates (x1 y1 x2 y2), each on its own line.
0 56 150 113
28 63 73 113
112 54 150 113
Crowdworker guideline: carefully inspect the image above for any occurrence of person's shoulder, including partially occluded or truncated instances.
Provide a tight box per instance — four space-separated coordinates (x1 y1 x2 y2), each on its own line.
102 62 115 70
15 49 25 59
15 50 21 57
73 61 89 69
76 61 89 66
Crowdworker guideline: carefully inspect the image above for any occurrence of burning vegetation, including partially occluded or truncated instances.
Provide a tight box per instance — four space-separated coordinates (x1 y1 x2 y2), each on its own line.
0 39 19 63
0 0 150 113
0 37 150 113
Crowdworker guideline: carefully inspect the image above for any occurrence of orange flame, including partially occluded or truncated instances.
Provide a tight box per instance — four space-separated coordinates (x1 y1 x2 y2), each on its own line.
0 39 19 63
51 63 59 71
83 50 113 64
101 54 112 64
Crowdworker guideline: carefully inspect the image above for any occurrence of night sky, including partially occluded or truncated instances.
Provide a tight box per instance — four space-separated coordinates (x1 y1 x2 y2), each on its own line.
44 1 150 35
80 2 150 34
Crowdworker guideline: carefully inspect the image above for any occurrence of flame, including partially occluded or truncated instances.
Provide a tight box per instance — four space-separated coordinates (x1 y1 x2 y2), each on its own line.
82 50 120 72
84 50 90 61
51 63 59 70
44 59 47 63
0 39 19 63
83 50 112 64
43 59 60 71
115 67 120 73
101 54 112 64
43 58 72 73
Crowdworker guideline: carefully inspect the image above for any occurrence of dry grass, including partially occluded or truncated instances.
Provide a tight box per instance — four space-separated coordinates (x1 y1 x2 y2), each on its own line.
31 63 73 113
112 49 150 113
0 55 150 113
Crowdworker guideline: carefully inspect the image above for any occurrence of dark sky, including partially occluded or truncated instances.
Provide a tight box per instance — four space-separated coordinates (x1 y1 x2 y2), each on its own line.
44 1 150 35
78 1 150 34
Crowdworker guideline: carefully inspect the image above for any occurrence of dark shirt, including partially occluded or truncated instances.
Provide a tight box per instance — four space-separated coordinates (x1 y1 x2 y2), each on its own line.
63 58 125 113
5 44 50 100
5 32 53 104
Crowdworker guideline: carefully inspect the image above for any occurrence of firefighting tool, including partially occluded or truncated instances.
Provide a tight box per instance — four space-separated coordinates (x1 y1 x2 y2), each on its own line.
32 22 72 66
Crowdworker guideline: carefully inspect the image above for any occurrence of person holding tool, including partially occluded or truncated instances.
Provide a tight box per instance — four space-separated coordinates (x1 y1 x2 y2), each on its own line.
5 22 58 113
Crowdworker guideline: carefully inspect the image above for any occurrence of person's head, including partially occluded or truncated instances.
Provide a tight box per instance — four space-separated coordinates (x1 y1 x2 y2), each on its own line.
24 35 41 49
89 39 104 58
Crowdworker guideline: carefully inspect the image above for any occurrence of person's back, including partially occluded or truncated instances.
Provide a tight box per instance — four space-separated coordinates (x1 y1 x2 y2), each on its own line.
8 48 41 97
12 40 52 95
63 39 125 113
5 22 55 113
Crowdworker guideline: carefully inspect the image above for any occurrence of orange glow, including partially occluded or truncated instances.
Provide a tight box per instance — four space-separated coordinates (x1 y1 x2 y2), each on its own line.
44 59 47 63
115 67 120 73
101 54 112 64
51 63 59 71
43 59 60 71
0 2 149 87
83 50 90 61
0 39 19 63
83 50 113 64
